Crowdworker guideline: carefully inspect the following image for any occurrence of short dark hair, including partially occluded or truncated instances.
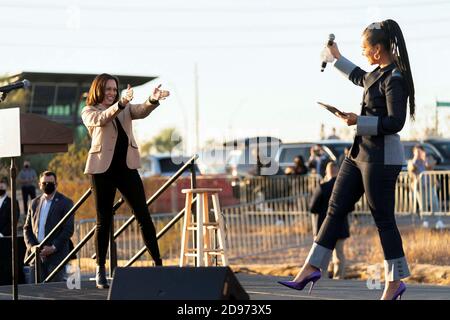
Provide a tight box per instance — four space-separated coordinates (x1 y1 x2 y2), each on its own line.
40 171 57 183
413 144 424 151
0 177 8 186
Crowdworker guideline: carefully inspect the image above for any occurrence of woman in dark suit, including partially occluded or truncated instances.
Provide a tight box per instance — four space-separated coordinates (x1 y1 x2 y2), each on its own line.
279 19 415 300
309 162 350 279
82 74 169 288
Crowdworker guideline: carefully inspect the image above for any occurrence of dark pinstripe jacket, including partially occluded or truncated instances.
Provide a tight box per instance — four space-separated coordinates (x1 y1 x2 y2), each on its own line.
334 56 408 165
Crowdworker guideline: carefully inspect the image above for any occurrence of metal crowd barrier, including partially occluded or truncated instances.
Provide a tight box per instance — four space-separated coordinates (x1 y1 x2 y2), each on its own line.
414 170 449 217
235 172 425 215
71 171 449 273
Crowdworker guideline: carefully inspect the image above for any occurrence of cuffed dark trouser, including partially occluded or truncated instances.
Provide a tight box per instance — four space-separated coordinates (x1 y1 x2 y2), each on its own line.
91 168 161 266
305 157 410 281
29 262 66 283
21 185 36 215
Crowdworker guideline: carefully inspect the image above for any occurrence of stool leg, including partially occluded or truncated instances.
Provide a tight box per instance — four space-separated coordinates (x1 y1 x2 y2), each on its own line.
196 193 204 267
179 192 193 267
203 193 212 266
212 193 228 266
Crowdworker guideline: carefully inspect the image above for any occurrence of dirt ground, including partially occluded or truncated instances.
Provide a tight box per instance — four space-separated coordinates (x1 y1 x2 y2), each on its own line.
227 242 450 286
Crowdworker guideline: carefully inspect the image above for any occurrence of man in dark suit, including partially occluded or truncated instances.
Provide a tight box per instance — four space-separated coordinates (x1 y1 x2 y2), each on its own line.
23 171 74 282
0 179 20 237
309 162 351 279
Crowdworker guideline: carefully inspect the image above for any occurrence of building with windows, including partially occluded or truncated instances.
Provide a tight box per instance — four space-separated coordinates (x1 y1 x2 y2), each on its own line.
0 72 157 142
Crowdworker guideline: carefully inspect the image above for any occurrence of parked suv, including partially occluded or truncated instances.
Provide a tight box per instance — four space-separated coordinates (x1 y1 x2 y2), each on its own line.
423 138 450 170
196 147 228 175
231 139 352 203
275 140 352 175
401 140 449 171
224 136 283 178
222 136 283 202
139 154 200 178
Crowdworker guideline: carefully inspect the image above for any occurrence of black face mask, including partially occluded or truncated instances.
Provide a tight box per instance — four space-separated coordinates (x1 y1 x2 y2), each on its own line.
0 189 6 196
24 165 29 168
43 183 56 195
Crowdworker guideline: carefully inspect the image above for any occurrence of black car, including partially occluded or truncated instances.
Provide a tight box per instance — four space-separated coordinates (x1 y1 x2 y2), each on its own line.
402 140 450 171
424 138 450 170
224 136 283 178
275 140 352 175
223 136 283 202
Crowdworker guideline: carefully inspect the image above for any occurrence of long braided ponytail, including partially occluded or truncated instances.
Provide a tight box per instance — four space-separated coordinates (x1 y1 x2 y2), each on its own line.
364 19 416 120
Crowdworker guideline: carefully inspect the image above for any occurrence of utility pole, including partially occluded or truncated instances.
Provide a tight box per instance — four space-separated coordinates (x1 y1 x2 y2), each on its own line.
320 123 325 140
435 99 450 137
194 63 199 152
435 97 439 136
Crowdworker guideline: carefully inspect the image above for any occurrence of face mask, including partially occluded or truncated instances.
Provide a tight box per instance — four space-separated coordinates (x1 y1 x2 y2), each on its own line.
0 189 6 196
24 165 29 168
43 183 56 195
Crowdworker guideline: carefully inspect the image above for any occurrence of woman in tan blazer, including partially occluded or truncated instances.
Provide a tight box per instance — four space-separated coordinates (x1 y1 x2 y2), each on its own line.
81 73 169 289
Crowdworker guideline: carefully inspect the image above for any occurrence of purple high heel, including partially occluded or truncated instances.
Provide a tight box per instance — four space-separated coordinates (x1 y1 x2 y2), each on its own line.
391 281 406 300
278 270 322 295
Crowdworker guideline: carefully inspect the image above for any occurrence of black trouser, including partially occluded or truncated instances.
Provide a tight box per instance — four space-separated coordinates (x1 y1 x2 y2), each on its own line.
21 185 36 215
90 168 161 266
29 261 66 283
316 157 405 260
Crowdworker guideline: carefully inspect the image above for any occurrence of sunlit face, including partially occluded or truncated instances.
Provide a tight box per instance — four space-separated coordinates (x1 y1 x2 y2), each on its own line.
101 79 118 107
361 36 379 65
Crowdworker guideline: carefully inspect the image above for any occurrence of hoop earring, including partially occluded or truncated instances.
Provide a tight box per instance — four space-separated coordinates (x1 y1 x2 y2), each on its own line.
374 53 380 60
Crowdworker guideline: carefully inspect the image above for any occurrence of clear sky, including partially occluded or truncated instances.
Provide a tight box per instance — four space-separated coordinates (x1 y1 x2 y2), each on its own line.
1 0 449 153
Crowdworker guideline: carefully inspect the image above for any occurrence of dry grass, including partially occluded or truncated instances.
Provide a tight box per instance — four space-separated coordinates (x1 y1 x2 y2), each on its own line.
229 226 450 285
346 226 450 266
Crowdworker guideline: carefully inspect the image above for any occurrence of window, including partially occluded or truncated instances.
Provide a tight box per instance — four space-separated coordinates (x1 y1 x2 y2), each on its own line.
47 86 78 117
32 85 55 115
431 142 450 161
280 147 310 163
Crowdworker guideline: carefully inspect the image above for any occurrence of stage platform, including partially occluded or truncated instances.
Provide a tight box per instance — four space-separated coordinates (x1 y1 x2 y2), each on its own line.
0 273 448 300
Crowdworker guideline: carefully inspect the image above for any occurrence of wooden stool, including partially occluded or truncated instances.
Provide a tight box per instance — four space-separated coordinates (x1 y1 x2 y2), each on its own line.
179 188 228 267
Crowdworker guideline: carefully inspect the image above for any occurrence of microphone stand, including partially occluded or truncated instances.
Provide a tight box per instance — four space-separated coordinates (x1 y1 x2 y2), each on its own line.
10 158 19 300
1 92 19 300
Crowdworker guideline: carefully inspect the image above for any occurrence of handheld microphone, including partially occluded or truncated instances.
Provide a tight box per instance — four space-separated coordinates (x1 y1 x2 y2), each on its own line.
320 34 335 72
0 79 31 93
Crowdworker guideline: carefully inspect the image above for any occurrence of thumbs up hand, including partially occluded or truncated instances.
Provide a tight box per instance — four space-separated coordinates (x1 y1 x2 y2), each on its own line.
120 84 134 105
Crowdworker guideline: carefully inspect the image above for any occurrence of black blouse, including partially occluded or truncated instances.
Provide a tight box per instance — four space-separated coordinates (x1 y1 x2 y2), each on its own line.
108 118 129 171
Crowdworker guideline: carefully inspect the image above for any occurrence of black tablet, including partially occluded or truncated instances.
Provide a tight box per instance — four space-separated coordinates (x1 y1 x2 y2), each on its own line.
317 101 346 117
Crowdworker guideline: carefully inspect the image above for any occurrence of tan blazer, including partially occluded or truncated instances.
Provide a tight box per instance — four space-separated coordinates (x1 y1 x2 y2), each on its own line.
81 100 159 174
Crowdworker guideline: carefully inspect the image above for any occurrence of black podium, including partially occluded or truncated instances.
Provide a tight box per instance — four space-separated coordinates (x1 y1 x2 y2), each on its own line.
0 108 73 299
0 236 26 285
